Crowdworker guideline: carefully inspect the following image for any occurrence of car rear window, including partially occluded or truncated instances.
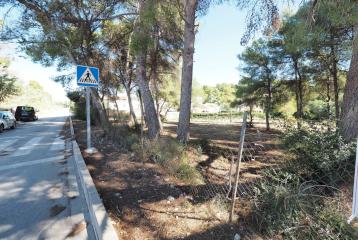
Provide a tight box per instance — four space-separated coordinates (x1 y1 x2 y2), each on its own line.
17 106 34 111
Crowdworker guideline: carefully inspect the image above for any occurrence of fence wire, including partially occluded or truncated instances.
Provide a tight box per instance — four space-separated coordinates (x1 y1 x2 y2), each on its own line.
181 116 282 239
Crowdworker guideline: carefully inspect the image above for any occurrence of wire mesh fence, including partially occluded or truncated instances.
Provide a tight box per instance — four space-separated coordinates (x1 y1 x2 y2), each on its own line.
178 112 283 239
183 113 357 239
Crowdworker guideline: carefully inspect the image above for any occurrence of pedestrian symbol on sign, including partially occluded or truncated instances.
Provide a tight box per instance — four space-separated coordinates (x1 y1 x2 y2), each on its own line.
76 65 99 87
85 71 91 81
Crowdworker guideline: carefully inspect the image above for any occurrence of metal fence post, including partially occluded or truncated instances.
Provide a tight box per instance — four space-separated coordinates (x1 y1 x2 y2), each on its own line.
349 137 358 223
229 111 248 223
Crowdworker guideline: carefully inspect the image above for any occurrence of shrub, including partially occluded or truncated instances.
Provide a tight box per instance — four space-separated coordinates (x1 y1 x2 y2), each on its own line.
252 169 358 239
251 128 357 239
67 91 96 122
106 124 138 150
304 99 331 121
132 138 203 184
283 128 356 186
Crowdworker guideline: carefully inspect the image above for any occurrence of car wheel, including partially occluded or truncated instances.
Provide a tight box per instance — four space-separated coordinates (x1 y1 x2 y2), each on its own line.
0 124 4 133
11 122 16 129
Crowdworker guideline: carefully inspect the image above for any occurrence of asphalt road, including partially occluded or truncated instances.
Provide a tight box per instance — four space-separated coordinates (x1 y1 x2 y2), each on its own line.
0 115 94 240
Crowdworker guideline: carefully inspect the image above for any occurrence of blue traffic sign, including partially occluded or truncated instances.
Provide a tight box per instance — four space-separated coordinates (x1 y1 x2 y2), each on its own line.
77 65 99 87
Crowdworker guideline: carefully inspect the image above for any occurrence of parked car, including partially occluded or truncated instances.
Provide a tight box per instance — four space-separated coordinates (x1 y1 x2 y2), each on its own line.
15 106 38 121
0 111 16 133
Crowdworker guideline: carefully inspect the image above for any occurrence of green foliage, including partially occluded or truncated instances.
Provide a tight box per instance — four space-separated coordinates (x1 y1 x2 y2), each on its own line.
132 138 203 184
67 90 92 122
305 99 331 121
2 80 57 112
0 58 20 102
253 170 358 239
283 129 355 186
237 38 291 128
191 79 205 107
203 83 236 110
156 73 181 113
252 129 357 239
107 124 139 150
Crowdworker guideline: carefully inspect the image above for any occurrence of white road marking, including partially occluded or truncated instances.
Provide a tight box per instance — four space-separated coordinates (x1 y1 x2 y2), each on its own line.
0 139 18 152
0 155 63 171
0 136 23 140
50 138 65 152
11 137 44 157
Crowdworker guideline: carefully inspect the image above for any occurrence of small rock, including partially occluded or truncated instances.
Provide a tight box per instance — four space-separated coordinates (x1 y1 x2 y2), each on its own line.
185 195 193 200
234 233 240 240
167 196 175 201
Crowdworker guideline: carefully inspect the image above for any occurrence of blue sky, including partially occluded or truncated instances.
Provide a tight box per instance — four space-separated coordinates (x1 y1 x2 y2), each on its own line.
194 1 300 86
194 2 247 86
0 1 300 100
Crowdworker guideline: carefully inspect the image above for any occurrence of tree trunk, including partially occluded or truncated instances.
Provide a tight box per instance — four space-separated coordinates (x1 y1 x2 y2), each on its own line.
326 80 332 131
135 52 160 139
150 32 163 131
341 27 358 141
113 93 120 122
154 80 163 131
124 84 139 127
133 0 160 140
293 58 303 129
89 88 110 131
249 104 253 127
265 78 272 131
330 45 340 124
177 0 197 143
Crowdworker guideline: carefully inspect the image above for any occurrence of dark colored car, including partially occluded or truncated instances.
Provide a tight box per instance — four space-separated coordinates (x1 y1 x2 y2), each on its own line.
15 106 38 121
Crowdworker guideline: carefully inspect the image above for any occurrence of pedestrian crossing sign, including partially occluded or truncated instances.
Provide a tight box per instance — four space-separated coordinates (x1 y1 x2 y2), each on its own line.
76 65 99 87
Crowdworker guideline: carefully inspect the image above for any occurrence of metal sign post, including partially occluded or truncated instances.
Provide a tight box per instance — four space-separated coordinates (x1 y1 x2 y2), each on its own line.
86 87 91 151
76 65 99 154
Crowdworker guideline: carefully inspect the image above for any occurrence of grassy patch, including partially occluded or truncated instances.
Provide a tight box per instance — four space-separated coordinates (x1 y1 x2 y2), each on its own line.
132 138 204 184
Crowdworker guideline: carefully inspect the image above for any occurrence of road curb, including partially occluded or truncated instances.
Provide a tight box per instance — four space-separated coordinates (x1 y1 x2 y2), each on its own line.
69 116 118 240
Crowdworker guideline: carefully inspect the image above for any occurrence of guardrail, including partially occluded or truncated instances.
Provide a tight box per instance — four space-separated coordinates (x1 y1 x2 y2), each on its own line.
69 116 118 240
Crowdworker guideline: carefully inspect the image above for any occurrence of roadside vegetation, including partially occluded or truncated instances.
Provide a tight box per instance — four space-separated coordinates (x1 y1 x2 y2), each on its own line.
0 57 20 103
1 0 358 239
253 128 357 239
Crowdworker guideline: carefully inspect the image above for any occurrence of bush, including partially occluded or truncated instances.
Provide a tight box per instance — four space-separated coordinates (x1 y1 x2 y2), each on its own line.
106 124 139 150
253 169 358 239
304 99 331 121
68 91 96 122
283 128 356 186
132 138 203 184
251 128 357 239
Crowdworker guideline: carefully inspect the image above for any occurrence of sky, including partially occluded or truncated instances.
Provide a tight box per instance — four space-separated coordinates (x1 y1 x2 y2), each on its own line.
0 1 300 101
193 1 300 87
194 3 247 86
0 43 67 102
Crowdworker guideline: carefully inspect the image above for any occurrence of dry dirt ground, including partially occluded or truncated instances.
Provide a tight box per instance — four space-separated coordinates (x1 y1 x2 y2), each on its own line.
72 119 283 240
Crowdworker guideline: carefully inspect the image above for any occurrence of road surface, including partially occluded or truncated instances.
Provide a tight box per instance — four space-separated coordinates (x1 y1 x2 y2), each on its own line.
0 114 95 239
